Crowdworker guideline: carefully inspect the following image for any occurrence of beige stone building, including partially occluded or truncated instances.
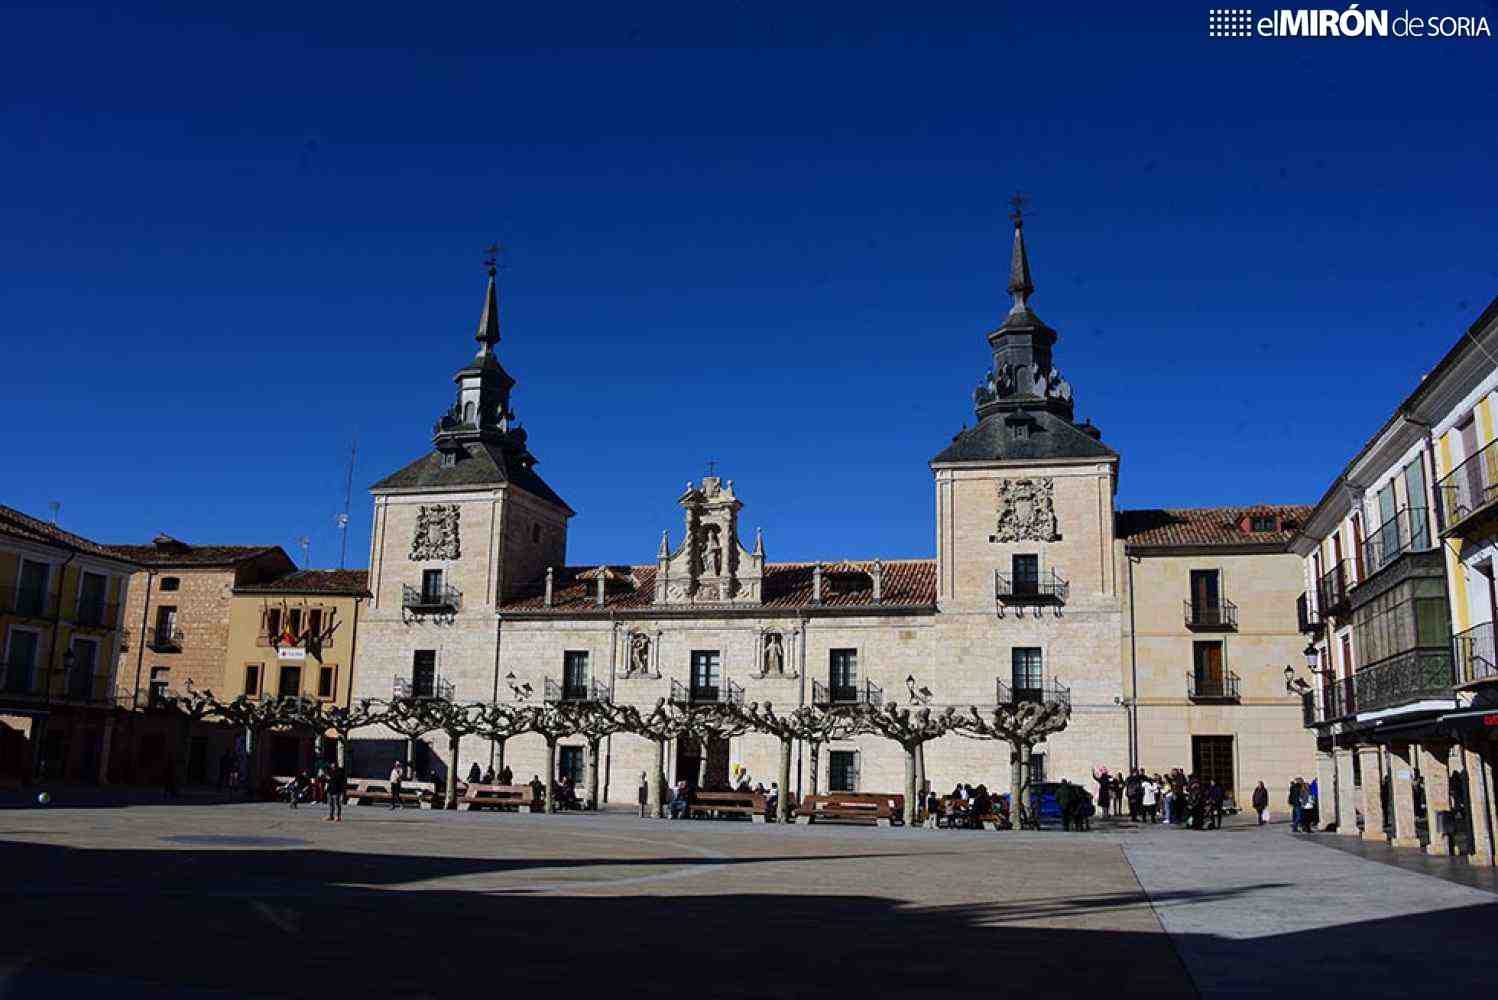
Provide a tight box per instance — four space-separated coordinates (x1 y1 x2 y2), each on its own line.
350 218 1315 808
104 534 293 784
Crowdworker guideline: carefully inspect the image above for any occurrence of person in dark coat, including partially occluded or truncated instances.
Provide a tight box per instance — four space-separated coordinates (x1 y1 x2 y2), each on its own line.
467 762 482 785
1056 780 1076 831
325 763 346 822
1251 781 1269 826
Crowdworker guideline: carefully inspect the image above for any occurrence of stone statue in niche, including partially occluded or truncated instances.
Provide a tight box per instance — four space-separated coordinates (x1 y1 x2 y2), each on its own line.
702 524 723 576
992 477 1059 543
762 632 785 676
628 632 651 677
410 504 461 561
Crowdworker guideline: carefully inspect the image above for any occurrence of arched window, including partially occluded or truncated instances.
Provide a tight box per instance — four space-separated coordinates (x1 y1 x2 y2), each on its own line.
463 402 475 423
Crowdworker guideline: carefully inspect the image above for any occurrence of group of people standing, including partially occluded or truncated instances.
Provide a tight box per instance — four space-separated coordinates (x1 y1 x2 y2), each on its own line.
1092 766 1229 829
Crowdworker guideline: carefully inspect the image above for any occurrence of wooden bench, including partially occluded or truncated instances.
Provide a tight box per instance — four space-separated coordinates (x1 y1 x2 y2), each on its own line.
346 778 436 809
456 783 542 813
937 795 1007 830
687 791 767 823
796 793 904 827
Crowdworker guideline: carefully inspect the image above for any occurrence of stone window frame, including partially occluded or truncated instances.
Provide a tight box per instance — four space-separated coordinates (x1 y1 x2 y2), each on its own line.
3 623 44 692
316 663 338 700
243 662 263 697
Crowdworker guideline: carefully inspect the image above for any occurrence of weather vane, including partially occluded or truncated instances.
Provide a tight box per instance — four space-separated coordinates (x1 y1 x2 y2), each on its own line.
483 241 503 277
706 458 718 477
1009 191 1029 225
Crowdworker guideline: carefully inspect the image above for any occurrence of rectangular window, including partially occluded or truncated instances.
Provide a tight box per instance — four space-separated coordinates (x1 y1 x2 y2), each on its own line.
412 650 436 698
307 608 323 639
558 745 585 785
1403 458 1430 547
829 750 859 792
265 608 282 640
4 628 39 693
148 667 169 706
244 663 261 696
1012 554 1039 596
563 651 589 700
78 571 108 626
1011 647 1043 702
1193 641 1225 696
17 560 49 616
1250 515 1277 532
317 665 336 699
690 650 721 700
154 606 178 641
829 648 858 701
278 665 301 698
421 569 444 603
68 637 98 699
288 608 303 637
1190 569 1221 622
1029 752 1047 785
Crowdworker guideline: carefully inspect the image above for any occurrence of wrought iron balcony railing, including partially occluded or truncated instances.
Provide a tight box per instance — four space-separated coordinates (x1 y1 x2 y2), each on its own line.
146 626 184 652
995 568 1069 605
402 583 462 614
1184 599 1238 630
1297 592 1323 634
392 673 455 700
1 586 56 619
1325 676 1357 721
996 678 1071 709
1187 670 1241 702
1437 436 1498 536
811 678 885 707
1317 561 1351 618
1453 621 1497 687
544 677 612 703
1351 648 1454 715
1361 507 1433 581
669 677 744 705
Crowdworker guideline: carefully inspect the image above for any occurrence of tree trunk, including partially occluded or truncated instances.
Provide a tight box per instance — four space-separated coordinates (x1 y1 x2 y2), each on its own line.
1019 743 1033 826
904 746 918 826
777 736 792 823
808 739 821 796
243 725 259 799
649 737 667 818
915 742 927 801
444 732 460 810
544 738 558 814
586 736 601 810
336 732 347 769
495 737 506 776
1010 745 1023 827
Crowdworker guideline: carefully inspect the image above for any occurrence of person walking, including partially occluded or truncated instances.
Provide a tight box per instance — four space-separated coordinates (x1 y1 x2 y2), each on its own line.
326 762 346 822
289 770 310 810
1288 777 1305 832
637 771 650 818
1141 775 1158 823
1206 780 1225 830
1125 769 1143 822
1092 766 1112 818
1251 781 1269 826
389 760 406 810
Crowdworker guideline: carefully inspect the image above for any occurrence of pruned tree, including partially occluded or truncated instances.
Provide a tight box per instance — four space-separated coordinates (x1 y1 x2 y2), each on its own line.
732 701 853 822
556 700 637 810
524 703 585 813
209 693 301 797
428 701 488 809
951 700 1071 825
855 702 962 825
379 697 446 782
472 701 534 782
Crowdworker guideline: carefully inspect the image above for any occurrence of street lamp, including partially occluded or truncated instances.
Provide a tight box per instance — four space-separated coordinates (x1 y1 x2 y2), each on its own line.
1304 642 1321 674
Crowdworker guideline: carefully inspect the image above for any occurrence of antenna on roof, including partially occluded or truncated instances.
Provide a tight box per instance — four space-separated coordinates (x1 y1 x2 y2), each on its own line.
47 500 60 525
337 435 357 569
299 536 311 569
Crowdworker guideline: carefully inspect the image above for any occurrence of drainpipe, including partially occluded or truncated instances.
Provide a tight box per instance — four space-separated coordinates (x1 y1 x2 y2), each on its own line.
1126 552 1140 771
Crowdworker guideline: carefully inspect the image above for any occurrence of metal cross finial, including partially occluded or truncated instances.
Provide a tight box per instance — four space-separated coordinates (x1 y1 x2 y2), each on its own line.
483 242 502 278
1008 192 1029 225
706 459 718 477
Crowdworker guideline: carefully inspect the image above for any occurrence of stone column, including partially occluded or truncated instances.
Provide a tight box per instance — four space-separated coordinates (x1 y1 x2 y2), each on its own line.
1386 743 1420 848
1315 749 1337 831
1466 744 1497 866
1357 746 1386 843
646 737 666 818
1418 743 1453 856
1335 747 1359 835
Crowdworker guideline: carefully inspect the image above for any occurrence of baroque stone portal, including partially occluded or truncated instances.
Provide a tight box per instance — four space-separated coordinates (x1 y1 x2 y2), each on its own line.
992 478 1059 542
410 504 461 561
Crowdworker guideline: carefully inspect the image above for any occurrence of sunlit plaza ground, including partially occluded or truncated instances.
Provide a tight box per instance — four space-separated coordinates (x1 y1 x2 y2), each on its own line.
1 797 1495 997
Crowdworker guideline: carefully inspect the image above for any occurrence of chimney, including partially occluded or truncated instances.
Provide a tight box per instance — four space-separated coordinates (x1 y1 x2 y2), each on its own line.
812 564 823 605
544 566 554 608
595 568 607 608
871 560 884 603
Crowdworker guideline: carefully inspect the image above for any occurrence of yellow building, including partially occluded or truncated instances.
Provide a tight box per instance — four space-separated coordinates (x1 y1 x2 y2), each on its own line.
0 504 137 785
226 569 369 777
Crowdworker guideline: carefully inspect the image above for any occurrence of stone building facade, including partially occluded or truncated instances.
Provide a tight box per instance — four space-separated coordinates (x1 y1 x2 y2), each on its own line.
350 216 1315 808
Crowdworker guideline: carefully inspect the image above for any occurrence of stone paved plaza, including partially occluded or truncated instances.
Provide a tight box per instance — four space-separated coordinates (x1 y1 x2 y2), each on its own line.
0 800 1494 997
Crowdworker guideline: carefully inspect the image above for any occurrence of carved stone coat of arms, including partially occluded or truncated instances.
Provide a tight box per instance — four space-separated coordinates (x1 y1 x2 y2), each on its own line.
410 504 461 560
992 478 1059 542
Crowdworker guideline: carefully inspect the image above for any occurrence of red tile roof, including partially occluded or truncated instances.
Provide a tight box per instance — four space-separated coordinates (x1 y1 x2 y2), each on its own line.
236 569 371 596
500 559 937 613
1117 505 1311 549
104 533 288 568
0 504 133 561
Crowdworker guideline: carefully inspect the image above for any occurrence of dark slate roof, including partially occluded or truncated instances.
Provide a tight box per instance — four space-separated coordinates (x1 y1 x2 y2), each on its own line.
370 440 572 513
931 410 1117 464
236 569 371 596
500 559 937 613
1116 505 1311 549
104 534 287 568
0 504 132 561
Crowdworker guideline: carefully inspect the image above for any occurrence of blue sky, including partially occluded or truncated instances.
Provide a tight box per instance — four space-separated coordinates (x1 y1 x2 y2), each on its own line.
4 2 1496 568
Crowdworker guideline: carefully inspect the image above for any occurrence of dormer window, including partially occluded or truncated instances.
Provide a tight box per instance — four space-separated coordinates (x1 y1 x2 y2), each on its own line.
160 577 180 592
1249 515 1277 533
440 450 457 469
